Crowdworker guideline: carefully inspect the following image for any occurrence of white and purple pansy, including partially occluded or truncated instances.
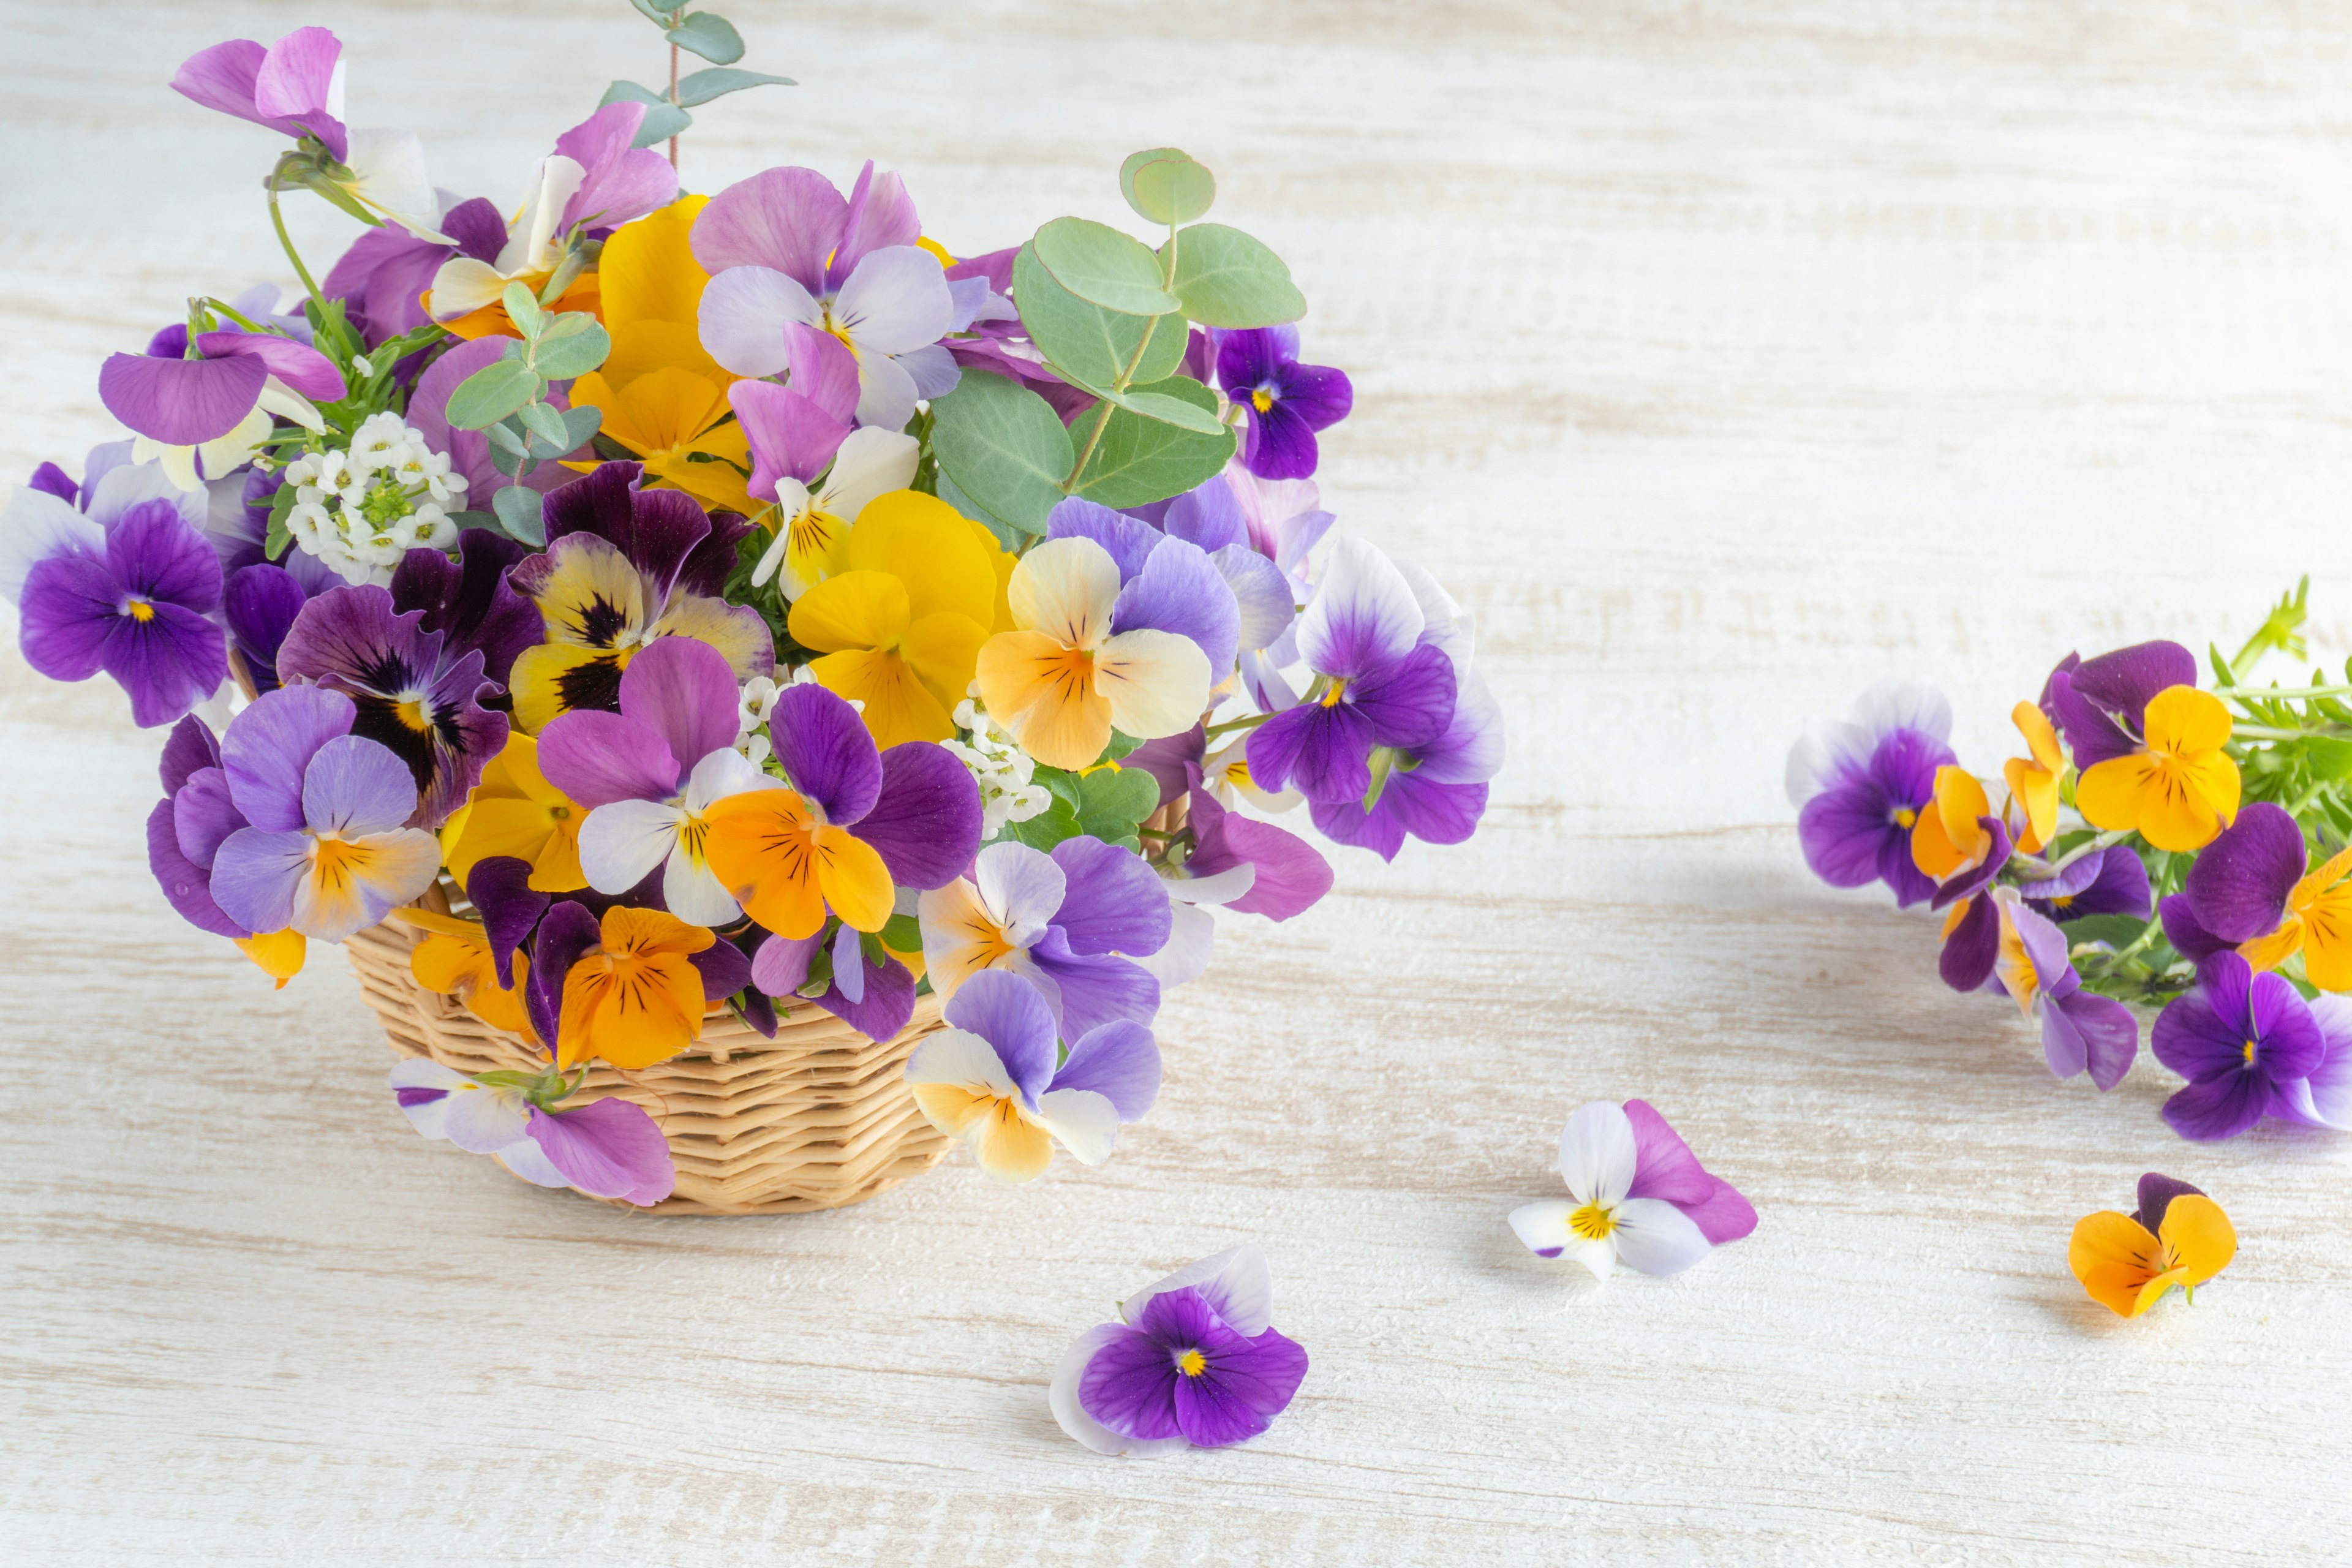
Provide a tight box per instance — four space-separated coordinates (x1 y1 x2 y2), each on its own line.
693 160 960 429
1509 1099 1758 1283
388 1059 676 1207
1784 680 1957 910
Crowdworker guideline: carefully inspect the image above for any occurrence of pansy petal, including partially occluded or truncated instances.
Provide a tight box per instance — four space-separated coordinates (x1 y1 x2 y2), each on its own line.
221 684 355 831
617 635 742 776
1558 1100 1638 1208
1508 1199 1577 1260
854 741 983 889
696 265 818 378
1610 1197 1714 1278
941 968 1059 1106
535 710 680 807
1297 535 1422 677
1048 1020 1160 1122
1047 834 1172 957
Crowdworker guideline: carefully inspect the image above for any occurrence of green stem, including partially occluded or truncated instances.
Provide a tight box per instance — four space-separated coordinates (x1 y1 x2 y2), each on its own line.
2216 685 2352 703
2232 724 2317 742
1202 710 1275 740
266 172 330 318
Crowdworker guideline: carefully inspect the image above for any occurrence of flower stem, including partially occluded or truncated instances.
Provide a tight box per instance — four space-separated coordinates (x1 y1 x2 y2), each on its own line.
1202 710 1274 739
266 169 330 317
667 40 681 171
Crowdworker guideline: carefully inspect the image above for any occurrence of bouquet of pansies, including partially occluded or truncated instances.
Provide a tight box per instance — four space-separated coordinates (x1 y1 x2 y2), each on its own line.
2 14 1502 1207
1792 583 2352 1143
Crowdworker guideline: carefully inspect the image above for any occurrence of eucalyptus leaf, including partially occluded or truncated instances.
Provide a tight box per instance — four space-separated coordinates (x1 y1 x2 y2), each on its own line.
493 484 546 548
447 510 500 532
1121 149 1216 227
484 419 529 459
1011 242 1183 396
500 281 545 339
928 370 1075 535
446 360 543 431
935 471 1023 551
529 320 612 380
1071 375 1235 508
1032 217 1182 316
1076 766 1161 846
676 66 796 105
518 400 568 450
560 404 604 450
1109 386 1227 434
599 80 693 146
628 0 676 23
1162 222 1306 328
666 11 745 64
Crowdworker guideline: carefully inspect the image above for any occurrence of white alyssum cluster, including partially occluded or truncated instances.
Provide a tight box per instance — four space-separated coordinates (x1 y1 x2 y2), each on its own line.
943 697 1052 836
282 412 467 586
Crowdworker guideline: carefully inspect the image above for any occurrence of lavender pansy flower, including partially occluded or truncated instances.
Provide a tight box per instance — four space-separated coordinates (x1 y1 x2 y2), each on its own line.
904 969 1162 1182
693 160 959 428
1509 1099 1757 1280
1787 680 1956 908
2273 993 2352 1131
919 838 1171 1041
1310 666 1502 861
274 583 509 829
408 336 594 500
536 636 783 924
206 685 441 941
1986 889 2139 1090
2151 952 2327 1140
388 1059 676 1207
1224 461 1333 597
1245 535 1457 806
1050 1244 1308 1455
1047 497 1243 680
322 196 505 345
17 497 228 727
99 328 346 490
1215 326 1352 481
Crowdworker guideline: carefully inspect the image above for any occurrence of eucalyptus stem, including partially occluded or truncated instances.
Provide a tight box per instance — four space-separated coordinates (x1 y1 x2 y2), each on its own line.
666 39 681 170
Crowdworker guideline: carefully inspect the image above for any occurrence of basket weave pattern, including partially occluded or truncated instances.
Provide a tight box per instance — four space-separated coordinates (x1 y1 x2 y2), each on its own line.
345 922 950 1215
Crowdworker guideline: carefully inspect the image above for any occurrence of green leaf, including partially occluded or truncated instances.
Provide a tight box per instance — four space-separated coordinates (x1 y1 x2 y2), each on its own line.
2063 913 2154 952
935 470 1023 551
928 370 1074 535
264 478 297 561
1010 242 1183 395
529 319 612 380
1077 766 1161 847
446 510 500 532
995 794 1082 851
666 11 745 64
517 400 568 450
493 484 546 547
1031 217 1182 316
1071 375 1235 508
675 67 796 106
2207 641 2237 688
880 913 924 952
501 281 546 339
1109 386 1226 434
2308 737 2352 780
600 80 693 146
628 0 676 23
446 360 543 431
559 403 603 452
1101 728 1145 763
1120 149 1216 227
1163 222 1306 328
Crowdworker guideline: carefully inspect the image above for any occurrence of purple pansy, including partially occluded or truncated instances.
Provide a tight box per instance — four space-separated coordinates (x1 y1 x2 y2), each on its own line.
919 837 1172 1041
99 328 345 458
17 497 228 727
221 562 310 694
693 160 959 428
2047 639 2198 770
2177 802 2303 948
206 685 442 942
2151 952 2328 1140
1050 1245 1307 1455
274 582 510 829
538 456 752 604
903 969 1163 1180
1310 665 1502 861
172 26 347 160
749 921 921 1044
1215 326 1352 481
1509 1098 1757 1279
1787 681 1957 909
2 443 211 605
2021 845 2152 927
731 323 858 503
146 714 252 940
389 1058 676 1207
2274 994 2352 1131
1987 889 2139 1090
388 529 541 689
1246 535 1458 806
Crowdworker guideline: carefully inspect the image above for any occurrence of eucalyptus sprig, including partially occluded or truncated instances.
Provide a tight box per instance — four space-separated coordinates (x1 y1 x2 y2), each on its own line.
601 1 795 168
438 282 611 545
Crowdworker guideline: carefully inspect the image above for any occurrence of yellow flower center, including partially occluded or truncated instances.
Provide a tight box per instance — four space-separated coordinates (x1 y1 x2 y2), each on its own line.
2052 893 2075 908
2242 1038 2259 1066
1319 677 1349 709
1569 1202 1616 1240
1893 807 1917 828
1250 388 1274 414
124 597 156 623
395 695 434 733
311 835 369 892
820 308 858 358
1175 1349 1208 1377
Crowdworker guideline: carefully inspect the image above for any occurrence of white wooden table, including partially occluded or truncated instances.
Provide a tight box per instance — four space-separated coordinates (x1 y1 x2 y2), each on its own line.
6 2 2350 1561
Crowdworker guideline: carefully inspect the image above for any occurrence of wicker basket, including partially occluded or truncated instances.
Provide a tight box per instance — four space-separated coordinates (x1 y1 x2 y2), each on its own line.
345 918 951 1215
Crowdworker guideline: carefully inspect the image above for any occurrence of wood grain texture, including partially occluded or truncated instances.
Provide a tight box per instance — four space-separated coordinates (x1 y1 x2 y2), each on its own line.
6 1 2352 1561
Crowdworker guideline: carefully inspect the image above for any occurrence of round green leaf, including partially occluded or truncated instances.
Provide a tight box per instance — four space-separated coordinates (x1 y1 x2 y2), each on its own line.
1163 223 1306 329
529 320 612 380
666 12 745 64
445 360 542 431
1111 388 1226 435
1011 243 1184 394
929 371 1076 535
1032 217 1182 317
1121 151 1216 227
1072 375 1235 508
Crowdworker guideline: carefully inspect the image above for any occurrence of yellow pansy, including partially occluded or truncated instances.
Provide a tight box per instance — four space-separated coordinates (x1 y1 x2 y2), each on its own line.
398 910 538 1042
785 491 1006 747
2069 1191 2236 1318
440 731 589 893
2075 685 2239 853
1909 764 1997 883
2001 700 2065 854
556 906 714 1070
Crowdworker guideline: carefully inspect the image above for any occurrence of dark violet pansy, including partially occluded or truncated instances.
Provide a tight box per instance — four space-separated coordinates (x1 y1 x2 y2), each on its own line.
1310 665 1503 862
274 582 508 829
2021 845 2151 927
18 497 228 727
2151 952 2327 1140
1215 326 1353 481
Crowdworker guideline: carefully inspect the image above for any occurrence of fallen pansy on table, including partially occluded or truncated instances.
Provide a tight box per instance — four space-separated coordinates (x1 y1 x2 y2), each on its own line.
2 12 1502 1212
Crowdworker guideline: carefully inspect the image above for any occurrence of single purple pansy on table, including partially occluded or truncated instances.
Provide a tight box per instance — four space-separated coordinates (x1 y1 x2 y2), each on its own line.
388 1059 676 1207
1050 1243 1309 1455
1786 680 1957 910
1214 326 1353 481
1509 1100 1758 1281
